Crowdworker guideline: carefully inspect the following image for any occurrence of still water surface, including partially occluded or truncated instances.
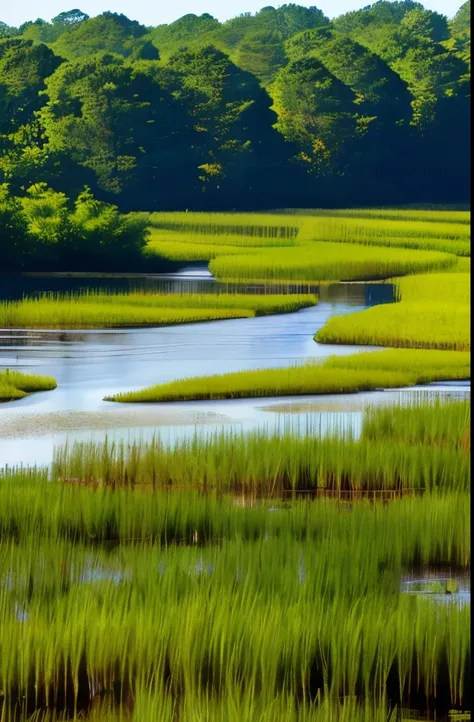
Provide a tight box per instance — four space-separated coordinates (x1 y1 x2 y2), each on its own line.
0 269 469 468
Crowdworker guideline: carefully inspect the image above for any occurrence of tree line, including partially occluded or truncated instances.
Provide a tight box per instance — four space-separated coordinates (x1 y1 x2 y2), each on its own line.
0 1 470 268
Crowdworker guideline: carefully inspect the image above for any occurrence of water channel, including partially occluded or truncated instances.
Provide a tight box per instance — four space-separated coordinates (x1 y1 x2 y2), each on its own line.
0 267 469 468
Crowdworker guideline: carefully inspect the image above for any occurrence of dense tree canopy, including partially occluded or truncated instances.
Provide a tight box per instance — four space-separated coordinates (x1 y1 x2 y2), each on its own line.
38 53 200 207
0 1 470 212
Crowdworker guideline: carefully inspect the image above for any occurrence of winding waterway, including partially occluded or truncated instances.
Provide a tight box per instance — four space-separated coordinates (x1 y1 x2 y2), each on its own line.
0 267 469 468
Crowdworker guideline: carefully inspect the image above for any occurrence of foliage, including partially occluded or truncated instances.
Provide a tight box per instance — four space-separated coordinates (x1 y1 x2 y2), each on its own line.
0 1 468 212
0 39 62 133
38 53 200 207
0 182 148 270
52 12 157 60
272 57 358 175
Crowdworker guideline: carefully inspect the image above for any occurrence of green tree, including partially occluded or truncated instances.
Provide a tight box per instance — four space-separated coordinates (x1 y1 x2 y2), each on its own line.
168 46 294 206
0 40 62 132
1 182 148 270
20 10 89 43
286 26 412 124
272 57 357 176
70 186 148 263
0 22 18 39
333 1 423 35
449 2 470 69
149 13 220 60
20 182 71 254
0 183 29 267
232 29 287 83
52 12 158 60
400 6 449 42
52 9 90 27
0 40 63 194
39 53 202 208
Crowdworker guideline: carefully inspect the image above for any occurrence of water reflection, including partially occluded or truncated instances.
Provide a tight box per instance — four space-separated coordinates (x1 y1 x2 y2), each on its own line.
401 566 471 607
1 270 466 471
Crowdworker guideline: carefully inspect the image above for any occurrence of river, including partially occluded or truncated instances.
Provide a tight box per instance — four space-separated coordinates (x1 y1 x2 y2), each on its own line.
0 268 469 468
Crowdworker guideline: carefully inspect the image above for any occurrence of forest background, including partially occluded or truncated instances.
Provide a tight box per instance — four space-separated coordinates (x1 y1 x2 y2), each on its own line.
0 1 470 268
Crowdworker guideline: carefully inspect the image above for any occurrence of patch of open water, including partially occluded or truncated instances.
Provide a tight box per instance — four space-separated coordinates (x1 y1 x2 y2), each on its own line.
0 269 469 468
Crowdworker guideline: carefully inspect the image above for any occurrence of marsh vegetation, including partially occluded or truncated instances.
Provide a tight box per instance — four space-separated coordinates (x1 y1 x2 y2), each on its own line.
0 0 471 714
106 349 470 403
0 369 57 401
0 398 470 721
0 205 470 722
0 291 317 329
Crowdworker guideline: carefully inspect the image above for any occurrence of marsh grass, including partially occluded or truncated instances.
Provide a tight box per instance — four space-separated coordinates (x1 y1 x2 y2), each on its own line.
145 226 296 261
393 273 470 304
51 397 471 494
315 303 470 351
148 211 300 238
285 209 470 224
297 216 470 253
209 243 456 283
148 228 296 247
145 211 469 279
105 349 470 403
0 292 317 329
0 480 469 719
319 209 470 224
0 369 57 401
0 398 470 719
106 366 416 403
145 239 266 260
316 268 470 351
323 350 470 384
442 257 470 273
0 206 471 721
1 465 469 539
361 398 470 450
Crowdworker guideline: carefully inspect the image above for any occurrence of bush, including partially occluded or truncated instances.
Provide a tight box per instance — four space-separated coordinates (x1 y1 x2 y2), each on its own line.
0 182 148 270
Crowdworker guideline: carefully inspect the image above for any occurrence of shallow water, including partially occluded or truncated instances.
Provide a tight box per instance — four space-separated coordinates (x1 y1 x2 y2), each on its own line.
401 567 471 608
0 270 469 468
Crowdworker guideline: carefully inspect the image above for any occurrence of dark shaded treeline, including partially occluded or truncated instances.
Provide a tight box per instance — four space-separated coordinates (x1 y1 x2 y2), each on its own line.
0 1 470 215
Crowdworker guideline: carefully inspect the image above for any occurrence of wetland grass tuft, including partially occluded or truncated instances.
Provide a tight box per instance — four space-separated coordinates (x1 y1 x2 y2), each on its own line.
0 478 469 720
0 396 470 719
393 272 470 304
0 291 317 329
0 369 57 401
315 302 470 350
361 398 470 450
209 243 456 283
0 207 470 721
296 215 470 256
316 273 470 351
148 211 300 238
299 208 470 224
51 398 471 494
105 349 470 403
146 209 469 282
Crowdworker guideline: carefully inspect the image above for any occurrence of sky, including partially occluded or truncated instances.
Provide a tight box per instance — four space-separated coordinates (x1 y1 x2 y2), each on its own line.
0 0 465 27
